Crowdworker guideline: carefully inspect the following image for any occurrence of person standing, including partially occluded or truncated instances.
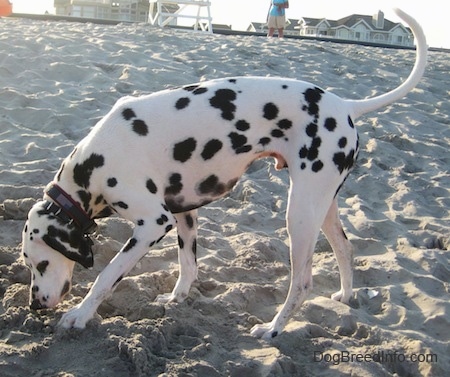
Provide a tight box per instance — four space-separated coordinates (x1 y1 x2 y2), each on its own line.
267 0 289 38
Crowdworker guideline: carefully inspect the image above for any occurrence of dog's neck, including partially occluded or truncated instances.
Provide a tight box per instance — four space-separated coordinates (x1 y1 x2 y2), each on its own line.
44 182 97 234
48 154 114 222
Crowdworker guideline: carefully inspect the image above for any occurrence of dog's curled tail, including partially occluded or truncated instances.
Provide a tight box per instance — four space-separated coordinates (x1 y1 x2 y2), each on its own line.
348 8 428 118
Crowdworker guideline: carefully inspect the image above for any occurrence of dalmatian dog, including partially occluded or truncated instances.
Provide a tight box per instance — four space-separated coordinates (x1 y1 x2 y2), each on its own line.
22 9 426 340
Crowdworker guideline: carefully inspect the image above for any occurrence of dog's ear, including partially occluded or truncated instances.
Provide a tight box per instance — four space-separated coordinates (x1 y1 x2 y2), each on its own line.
42 225 94 268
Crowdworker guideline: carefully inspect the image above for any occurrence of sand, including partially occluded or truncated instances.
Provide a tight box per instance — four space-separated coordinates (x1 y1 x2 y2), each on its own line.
0 16 449 377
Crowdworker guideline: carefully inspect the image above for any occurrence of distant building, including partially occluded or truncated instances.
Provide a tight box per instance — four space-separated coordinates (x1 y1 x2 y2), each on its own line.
211 23 231 31
54 0 151 22
247 19 300 37
248 11 414 46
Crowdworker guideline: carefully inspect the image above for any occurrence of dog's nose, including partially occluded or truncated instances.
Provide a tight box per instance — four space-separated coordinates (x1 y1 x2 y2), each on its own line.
30 299 46 310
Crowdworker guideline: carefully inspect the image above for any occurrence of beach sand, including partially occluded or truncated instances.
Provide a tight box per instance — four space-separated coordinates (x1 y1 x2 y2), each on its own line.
0 17 449 376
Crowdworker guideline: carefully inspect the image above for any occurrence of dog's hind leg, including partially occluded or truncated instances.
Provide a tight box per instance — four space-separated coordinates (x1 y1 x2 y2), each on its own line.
157 210 198 304
321 198 354 304
251 183 328 340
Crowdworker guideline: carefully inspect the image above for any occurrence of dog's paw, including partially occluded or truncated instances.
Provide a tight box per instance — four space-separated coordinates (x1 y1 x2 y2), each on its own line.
250 322 280 340
331 289 351 304
155 292 187 304
58 304 95 329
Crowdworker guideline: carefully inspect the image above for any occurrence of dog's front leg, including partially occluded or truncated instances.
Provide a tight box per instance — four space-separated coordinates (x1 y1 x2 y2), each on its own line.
157 210 198 304
59 211 175 329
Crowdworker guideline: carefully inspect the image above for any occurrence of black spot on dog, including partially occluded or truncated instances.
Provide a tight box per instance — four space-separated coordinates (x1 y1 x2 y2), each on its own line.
338 137 347 148
107 177 118 187
123 238 137 252
342 228 349 240
113 275 124 287
61 280 71 297
305 123 318 137
113 201 129 210
309 137 322 160
299 146 308 159
282 84 288 89
183 85 208 95
97 206 114 218
56 162 65 181
201 139 223 160
209 89 237 121
178 235 185 249
271 129 284 138
185 214 194 229
137 219 145 226
312 160 324 172
122 108 136 120
36 260 49 276
277 119 293 130
334 174 350 198
132 119 149 136
324 117 337 132
228 132 252 154
198 175 237 196
333 149 356 174
156 214 169 225
165 199 211 214
146 178 158 194
198 175 224 195
235 120 250 131
237 145 252 154
348 116 354 129
259 137 271 146
77 190 92 213
173 138 197 163
299 133 324 173
69 148 78 160
73 153 105 189
300 137 322 162
165 224 173 233
263 102 279 120
302 87 324 119
228 79 237 84
95 195 104 205
176 97 190 110
192 239 197 260
165 173 183 196
228 132 247 150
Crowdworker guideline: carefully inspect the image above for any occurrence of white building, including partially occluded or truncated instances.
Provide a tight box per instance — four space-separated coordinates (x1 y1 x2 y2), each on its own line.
54 0 151 22
300 11 413 46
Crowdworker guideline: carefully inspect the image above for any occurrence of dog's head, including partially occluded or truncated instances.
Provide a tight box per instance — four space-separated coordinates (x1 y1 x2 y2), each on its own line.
21 201 94 310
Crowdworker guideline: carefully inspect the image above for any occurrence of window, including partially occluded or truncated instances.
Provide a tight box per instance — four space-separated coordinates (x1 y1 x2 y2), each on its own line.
83 6 95 18
72 5 81 17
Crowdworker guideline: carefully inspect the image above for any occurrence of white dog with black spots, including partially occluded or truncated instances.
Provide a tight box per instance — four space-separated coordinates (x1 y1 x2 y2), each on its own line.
22 9 427 340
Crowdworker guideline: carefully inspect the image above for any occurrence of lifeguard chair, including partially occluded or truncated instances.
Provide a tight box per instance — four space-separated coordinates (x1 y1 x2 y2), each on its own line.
149 0 213 33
